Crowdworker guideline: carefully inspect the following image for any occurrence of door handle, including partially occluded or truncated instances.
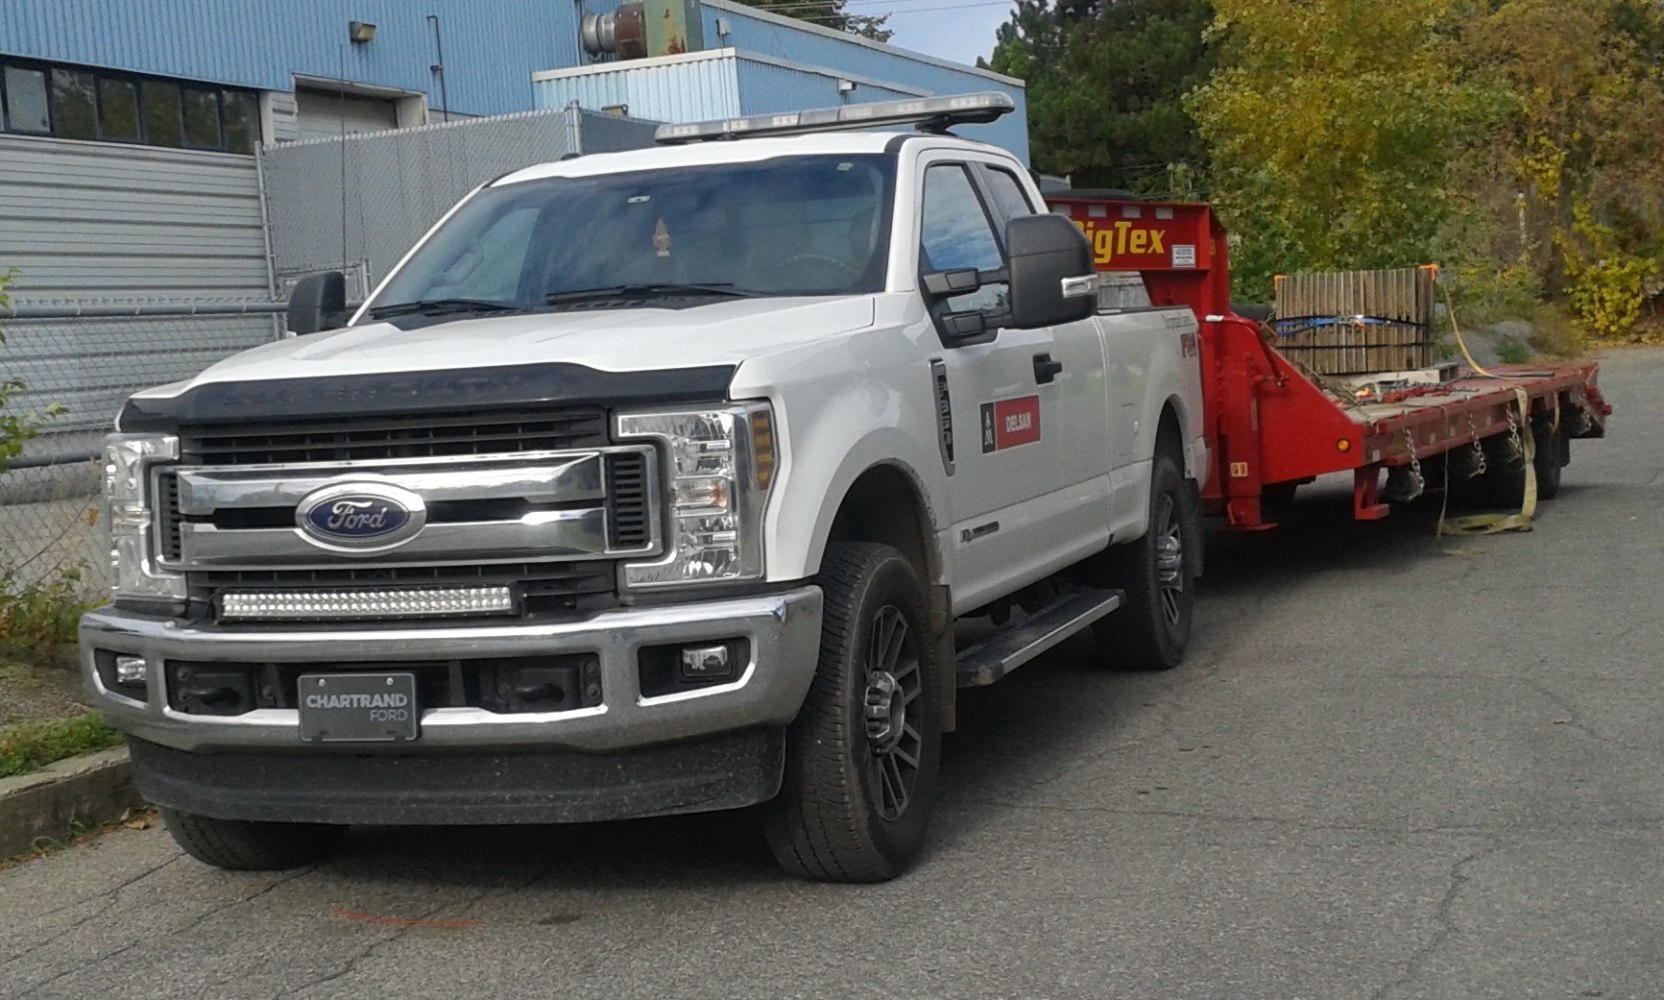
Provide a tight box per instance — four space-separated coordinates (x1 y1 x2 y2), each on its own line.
1033 353 1064 384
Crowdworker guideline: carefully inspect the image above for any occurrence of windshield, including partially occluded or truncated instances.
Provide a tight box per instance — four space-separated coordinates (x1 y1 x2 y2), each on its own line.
366 154 896 317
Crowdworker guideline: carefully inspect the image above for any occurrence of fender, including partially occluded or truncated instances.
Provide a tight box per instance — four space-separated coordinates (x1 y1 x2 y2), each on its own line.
730 328 952 586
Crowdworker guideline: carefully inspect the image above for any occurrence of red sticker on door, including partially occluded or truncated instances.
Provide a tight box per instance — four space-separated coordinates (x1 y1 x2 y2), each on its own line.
980 395 1041 453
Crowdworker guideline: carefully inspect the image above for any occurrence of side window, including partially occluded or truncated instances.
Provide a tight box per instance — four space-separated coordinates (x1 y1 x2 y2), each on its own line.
919 164 1006 313
983 167 1037 224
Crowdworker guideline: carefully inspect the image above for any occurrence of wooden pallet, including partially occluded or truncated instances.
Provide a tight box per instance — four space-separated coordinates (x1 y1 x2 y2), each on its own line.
1271 266 1437 375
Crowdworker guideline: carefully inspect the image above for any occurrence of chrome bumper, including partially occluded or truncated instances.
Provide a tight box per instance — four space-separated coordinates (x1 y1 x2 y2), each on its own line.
79 587 822 754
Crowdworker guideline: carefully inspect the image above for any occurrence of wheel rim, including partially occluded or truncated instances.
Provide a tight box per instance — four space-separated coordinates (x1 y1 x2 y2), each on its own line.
1153 493 1185 628
862 606 923 821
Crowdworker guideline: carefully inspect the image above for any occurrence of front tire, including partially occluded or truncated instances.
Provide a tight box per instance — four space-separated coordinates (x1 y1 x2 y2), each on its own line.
160 807 346 871
1093 450 1197 671
763 542 941 882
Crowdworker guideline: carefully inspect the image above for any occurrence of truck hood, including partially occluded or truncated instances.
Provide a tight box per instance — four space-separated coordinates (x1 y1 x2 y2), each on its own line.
136 296 876 398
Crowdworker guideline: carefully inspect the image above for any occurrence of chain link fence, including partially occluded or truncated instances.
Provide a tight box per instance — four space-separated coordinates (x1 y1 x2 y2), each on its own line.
264 105 659 295
1 299 286 593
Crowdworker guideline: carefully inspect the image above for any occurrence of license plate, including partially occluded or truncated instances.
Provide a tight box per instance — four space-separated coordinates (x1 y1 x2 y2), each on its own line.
298 673 419 743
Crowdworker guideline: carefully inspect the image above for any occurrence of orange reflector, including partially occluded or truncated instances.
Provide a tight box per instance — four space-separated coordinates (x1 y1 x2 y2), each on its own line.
751 410 776 490
1337 438 1352 453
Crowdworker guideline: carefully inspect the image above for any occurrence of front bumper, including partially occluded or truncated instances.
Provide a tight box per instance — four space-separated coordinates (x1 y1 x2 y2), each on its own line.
79 586 823 755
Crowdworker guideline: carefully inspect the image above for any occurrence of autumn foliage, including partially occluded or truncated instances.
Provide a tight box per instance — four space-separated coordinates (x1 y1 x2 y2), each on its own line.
994 0 1664 339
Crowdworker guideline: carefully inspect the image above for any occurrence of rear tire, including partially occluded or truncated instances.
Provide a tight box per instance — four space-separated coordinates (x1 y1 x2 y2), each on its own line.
1093 450 1197 671
763 542 941 882
160 807 346 871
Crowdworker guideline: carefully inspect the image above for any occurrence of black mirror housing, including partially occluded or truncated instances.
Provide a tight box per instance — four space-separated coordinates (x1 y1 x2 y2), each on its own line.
1006 214 1096 329
922 268 983 299
287 271 348 336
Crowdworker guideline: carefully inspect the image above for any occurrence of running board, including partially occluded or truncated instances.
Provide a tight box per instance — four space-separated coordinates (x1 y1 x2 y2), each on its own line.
955 588 1123 688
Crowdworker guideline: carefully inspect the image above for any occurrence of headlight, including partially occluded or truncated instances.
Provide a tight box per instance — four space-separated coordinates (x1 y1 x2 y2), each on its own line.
616 403 776 589
104 433 187 606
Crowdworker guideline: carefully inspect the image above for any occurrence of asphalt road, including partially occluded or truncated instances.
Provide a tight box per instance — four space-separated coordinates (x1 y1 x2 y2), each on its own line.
4 349 1661 1000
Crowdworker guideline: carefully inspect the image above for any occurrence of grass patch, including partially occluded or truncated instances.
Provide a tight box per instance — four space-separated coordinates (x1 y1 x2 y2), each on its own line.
0 712 124 779
1495 337 1533 364
0 563 100 652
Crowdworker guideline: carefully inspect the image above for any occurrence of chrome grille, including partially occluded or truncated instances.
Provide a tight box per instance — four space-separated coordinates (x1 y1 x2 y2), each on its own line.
180 407 607 466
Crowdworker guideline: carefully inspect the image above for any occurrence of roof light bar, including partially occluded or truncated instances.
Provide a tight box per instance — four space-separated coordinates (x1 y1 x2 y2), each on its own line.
654 92 1016 145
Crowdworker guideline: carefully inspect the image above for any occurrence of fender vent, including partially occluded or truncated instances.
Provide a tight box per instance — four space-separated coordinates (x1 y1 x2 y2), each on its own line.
605 452 650 550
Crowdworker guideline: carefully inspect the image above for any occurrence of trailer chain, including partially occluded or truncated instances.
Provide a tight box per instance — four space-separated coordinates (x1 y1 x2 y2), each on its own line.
1503 405 1523 463
1466 413 1486 477
1403 427 1425 495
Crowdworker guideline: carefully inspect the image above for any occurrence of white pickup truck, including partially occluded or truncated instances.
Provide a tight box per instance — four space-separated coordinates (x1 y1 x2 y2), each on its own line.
82 94 1207 882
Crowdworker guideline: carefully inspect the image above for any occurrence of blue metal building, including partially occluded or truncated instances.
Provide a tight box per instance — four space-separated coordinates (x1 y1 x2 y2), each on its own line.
0 0 1026 155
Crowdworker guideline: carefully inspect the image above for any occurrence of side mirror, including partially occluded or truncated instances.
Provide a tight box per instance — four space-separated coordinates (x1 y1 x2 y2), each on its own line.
1006 214 1097 329
287 271 347 335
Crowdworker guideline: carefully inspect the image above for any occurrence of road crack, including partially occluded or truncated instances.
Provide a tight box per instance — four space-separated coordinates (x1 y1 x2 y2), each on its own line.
13 863 318 999
1 855 185 964
1368 838 1504 1000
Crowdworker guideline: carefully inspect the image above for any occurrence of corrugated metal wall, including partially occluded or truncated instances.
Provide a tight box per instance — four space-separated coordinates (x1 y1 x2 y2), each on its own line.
700 0 1029 160
533 51 743 125
0 134 278 461
0 135 270 296
733 56 923 114
0 0 623 116
262 106 659 294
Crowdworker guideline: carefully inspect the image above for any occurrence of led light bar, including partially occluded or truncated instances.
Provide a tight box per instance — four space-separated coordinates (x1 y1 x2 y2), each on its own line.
220 586 515 622
654 92 1016 145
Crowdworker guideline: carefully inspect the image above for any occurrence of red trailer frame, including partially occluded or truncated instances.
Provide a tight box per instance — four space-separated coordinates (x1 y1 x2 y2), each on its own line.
1044 195 1611 529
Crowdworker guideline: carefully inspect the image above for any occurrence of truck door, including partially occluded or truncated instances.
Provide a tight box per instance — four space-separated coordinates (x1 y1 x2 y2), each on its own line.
917 157 1109 614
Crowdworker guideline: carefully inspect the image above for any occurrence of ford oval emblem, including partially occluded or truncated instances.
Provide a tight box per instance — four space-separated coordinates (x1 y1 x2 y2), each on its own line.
295 482 427 552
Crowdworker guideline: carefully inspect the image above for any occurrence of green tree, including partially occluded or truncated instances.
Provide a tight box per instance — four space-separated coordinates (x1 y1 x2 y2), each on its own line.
1456 0 1664 336
989 0 1213 192
730 0 892 42
1188 0 1474 296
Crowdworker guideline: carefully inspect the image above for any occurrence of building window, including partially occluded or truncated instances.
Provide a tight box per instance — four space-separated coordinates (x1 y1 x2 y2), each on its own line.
50 67 98 140
0 57 259 152
141 80 184 147
1 66 49 133
181 86 222 148
97 77 141 142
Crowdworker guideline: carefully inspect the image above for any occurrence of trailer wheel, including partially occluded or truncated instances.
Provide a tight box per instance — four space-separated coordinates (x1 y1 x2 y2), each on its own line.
763 542 941 882
1482 418 1563 507
1093 451 1196 671
160 808 346 871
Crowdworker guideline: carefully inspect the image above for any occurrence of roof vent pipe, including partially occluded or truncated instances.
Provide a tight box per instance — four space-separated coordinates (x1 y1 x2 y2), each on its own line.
582 2 647 59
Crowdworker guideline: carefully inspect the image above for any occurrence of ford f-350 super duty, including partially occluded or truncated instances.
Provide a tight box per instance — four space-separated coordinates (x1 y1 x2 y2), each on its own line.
81 94 1208 882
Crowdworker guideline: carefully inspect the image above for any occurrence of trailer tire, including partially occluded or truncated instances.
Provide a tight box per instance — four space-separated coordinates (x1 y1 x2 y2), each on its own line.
1093 451 1196 671
1482 418 1563 507
762 542 941 883
159 807 346 871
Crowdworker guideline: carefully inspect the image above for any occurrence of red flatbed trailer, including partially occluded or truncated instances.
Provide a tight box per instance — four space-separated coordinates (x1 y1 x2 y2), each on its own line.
1044 195 1612 529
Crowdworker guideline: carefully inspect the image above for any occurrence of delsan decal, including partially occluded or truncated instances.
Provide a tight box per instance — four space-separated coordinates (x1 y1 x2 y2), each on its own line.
980 395 1042 453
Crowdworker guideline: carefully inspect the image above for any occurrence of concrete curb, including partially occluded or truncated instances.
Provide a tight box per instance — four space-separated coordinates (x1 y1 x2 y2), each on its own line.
0 747 146 857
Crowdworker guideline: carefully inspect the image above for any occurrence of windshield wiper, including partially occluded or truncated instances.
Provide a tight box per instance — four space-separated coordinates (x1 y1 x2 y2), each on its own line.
544 283 756 305
368 298 522 319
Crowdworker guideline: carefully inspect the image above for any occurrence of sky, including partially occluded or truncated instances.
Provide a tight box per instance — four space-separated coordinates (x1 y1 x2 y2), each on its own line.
878 0 1015 67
